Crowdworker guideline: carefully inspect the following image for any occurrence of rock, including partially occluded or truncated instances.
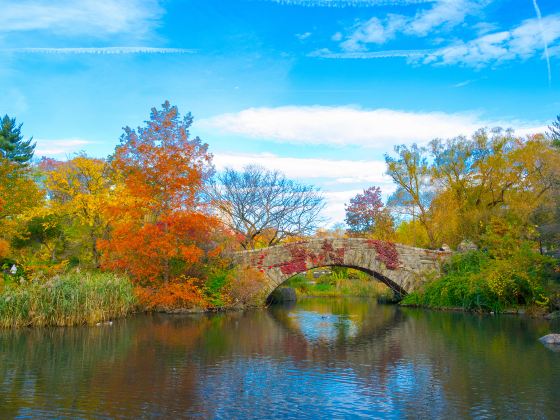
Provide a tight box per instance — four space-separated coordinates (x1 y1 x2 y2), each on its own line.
439 244 451 252
268 287 297 304
545 311 560 320
457 239 478 253
539 334 560 345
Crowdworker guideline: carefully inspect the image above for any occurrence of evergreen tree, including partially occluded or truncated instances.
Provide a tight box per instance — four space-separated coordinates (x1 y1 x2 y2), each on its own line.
0 115 35 164
548 114 560 148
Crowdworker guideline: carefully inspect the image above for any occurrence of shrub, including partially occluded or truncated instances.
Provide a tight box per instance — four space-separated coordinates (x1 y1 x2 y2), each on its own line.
204 269 231 307
284 274 310 294
135 277 208 312
402 247 558 312
0 239 10 259
223 267 267 307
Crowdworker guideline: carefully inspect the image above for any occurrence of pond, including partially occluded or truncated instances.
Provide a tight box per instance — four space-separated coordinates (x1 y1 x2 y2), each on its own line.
1 298 559 419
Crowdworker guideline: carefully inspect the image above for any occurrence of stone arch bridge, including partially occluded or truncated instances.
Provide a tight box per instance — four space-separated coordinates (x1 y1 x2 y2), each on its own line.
234 238 451 299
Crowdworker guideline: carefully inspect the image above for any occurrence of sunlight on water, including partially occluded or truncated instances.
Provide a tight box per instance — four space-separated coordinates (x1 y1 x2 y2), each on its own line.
288 310 359 342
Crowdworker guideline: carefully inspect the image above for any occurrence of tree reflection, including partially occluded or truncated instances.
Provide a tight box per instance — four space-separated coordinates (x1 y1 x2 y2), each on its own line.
1 300 559 418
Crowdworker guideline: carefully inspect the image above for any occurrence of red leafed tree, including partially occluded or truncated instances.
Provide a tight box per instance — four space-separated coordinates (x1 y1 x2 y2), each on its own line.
345 186 392 236
98 101 220 284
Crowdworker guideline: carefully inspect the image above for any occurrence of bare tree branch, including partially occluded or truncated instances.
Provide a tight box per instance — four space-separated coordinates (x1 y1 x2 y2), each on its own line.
207 165 325 249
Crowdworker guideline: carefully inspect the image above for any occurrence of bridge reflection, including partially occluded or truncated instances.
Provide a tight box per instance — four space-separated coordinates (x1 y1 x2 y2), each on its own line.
1 299 558 419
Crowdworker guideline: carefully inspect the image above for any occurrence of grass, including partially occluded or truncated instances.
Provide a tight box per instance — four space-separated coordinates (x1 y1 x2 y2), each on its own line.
284 270 394 300
0 271 137 328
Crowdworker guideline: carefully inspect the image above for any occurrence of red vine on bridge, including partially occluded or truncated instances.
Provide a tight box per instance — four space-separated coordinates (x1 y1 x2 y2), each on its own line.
366 239 400 270
279 245 309 275
321 239 345 265
265 239 347 276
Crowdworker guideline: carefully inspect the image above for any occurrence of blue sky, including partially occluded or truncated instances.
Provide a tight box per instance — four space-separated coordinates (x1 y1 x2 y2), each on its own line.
1 0 559 223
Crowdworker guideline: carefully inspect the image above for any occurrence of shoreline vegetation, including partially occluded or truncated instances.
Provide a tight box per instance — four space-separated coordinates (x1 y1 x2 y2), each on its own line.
0 272 136 328
283 268 394 301
401 249 560 316
1 104 559 328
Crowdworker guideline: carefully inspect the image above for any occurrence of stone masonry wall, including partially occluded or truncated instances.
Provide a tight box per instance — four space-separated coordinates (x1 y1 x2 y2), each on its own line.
234 238 451 298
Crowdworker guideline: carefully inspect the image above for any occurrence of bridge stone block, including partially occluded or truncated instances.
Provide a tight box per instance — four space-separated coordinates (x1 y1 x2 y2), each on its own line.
234 238 451 300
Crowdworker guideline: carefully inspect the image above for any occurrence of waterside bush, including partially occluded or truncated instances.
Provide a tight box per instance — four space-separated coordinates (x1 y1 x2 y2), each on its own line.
0 271 137 328
134 266 268 312
401 247 559 313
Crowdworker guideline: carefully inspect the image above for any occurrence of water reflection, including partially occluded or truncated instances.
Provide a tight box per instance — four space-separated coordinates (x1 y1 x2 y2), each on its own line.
1 298 559 419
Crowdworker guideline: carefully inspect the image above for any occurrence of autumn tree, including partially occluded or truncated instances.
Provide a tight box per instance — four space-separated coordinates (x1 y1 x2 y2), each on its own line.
98 101 220 283
385 144 435 246
315 223 347 239
0 157 43 260
385 128 560 250
38 155 112 266
430 130 558 245
345 186 393 238
0 115 35 164
207 165 325 249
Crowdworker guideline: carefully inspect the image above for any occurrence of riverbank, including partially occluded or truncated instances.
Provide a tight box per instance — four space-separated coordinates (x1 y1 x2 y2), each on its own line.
0 271 137 328
399 302 560 319
2 247 558 328
400 250 560 315
0 266 268 328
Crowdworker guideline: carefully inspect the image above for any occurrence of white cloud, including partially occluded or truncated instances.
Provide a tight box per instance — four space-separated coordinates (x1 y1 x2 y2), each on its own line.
323 190 363 223
341 15 407 50
35 138 94 156
296 32 312 40
318 13 560 75
213 152 396 224
201 106 545 148
4 47 195 55
213 152 392 185
472 21 499 36
0 0 163 38
422 14 560 66
332 32 343 41
406 0 485 36
339 0 488 51
309 48 430 58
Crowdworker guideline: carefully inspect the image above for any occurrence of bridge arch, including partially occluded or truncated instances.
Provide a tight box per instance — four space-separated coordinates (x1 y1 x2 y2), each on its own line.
281 264 407 297
234 238 450 302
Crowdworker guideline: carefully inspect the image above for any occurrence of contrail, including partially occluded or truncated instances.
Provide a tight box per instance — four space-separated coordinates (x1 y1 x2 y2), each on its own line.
308 48 432 59
2 47 196 55
532 0 552 86
263 0 435 6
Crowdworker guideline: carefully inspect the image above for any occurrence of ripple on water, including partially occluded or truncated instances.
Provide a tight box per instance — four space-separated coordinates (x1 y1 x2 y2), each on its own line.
1 298 559 419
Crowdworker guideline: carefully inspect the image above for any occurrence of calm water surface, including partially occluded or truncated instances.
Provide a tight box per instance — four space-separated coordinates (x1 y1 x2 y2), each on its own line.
1 298 559 419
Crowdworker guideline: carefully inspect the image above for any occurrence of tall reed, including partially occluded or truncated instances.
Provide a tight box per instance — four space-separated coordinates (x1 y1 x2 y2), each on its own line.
0 271 137 328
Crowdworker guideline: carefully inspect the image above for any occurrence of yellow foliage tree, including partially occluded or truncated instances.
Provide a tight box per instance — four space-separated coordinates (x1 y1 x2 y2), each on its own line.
40 155 112 267
0 157 43 256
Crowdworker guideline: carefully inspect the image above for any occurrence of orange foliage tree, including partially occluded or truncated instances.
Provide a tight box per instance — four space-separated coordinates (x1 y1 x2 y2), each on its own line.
98 101 221 286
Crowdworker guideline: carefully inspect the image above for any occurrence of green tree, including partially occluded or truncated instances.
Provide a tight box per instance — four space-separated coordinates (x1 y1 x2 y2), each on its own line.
548 114 560 148
385 144 435 246
0 115 36 164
